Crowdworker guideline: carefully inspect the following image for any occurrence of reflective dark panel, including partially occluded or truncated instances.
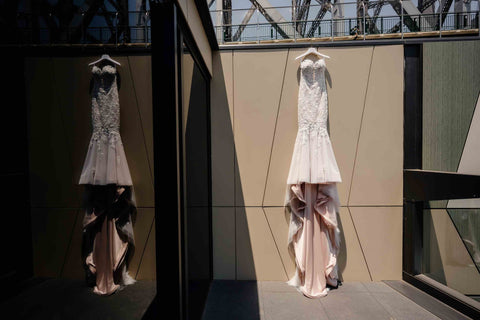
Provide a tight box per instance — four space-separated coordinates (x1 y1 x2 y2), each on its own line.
181 40 212 319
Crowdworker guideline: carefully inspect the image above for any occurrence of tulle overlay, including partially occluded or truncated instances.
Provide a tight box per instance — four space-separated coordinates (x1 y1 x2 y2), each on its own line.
79 133 133 186
286 182 341 298
286 131 342 185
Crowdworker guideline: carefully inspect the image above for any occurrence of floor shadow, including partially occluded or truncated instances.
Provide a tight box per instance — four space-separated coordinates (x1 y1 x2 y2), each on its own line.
0 278 156 320
202 281 260 320
201 51 260 319
336 209 348 282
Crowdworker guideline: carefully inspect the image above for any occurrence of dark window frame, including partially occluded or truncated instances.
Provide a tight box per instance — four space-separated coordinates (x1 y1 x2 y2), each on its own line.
150 0 212 319
402 43 480 319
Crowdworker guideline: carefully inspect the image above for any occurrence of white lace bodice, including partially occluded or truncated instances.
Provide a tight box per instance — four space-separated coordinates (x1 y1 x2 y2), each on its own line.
298 57 329 141
91 65 120 144
286 55 341 185
79 64 132 186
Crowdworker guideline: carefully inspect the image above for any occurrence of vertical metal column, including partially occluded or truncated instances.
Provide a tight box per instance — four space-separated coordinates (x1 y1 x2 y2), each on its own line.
403 44 423 277
150 0 182 318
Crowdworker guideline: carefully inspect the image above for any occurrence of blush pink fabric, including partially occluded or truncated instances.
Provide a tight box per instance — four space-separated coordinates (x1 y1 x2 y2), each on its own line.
84 208 130 296
286 183 340 298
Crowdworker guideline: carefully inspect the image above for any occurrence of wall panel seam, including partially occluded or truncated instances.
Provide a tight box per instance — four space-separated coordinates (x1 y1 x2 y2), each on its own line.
127 56 155 189
347 46 375 206
51 58 77 192
232 50 237 279
59 208 80 278
262 49 290 207
135 215 155 279
348 207 373 281
261 207 289 279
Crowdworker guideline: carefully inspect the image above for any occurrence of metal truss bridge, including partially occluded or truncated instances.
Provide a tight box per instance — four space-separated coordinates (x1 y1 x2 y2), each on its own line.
209 0 480 43
0 0 151 45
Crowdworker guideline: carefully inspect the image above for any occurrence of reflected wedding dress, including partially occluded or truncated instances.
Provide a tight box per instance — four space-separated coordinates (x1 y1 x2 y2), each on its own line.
285 55 342 298
79 64 136 296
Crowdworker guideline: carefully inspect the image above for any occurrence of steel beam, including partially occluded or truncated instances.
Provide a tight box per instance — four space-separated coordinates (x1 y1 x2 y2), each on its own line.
232 4 256 41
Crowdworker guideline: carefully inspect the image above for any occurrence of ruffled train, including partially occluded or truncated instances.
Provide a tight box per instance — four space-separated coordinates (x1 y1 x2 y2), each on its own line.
81 185 136 296
285 182 341 298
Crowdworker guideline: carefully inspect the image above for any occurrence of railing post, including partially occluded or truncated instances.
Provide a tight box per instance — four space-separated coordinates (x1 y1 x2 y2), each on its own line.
145 11 149 46
293 5 297 42
401 1 404 39
362 2 366 40
115 12 119 45
439 11 442 38
331 5 334 41
478 8 480 36
81 11 85 44
256 8 259 43
220 10 223 44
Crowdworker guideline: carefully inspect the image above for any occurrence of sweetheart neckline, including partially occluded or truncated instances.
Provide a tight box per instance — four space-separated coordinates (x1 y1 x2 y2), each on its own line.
300 58 326 69
91 65 117 73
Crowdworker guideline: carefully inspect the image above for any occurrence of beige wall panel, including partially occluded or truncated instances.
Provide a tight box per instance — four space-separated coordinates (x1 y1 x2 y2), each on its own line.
213 207 236 279
263 47 373 206
430 209 480 294
186 0 212 75
349 45 403 206
218 51 234 123
31 208 78 277
263 207 296 278
127 56 154 184
211 51 235 206
128 208 155 278
115 57 154 207
262 48 302 206
62 209 85 279
52 58 92 193
234 50 288 206
26 58 81 207
350 206 403 280
337 207 371 281
322 47 373 206
236 207 287 280
136 217 157 280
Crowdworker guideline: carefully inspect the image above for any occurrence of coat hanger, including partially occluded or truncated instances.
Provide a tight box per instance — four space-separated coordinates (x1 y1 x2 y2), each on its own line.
88 54 121 66
295 47 330 60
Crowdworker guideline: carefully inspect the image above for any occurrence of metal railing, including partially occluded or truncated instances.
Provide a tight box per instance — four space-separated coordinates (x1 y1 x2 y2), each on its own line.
210 2 480 44
2 11 150 45
215 12 479 43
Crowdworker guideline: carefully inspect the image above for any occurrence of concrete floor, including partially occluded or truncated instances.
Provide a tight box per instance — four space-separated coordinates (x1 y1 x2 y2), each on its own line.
202 280 470 320
1 278 472 319
0 278 156 320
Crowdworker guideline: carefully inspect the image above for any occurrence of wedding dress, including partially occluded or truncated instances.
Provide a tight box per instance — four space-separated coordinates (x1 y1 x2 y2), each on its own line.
79 64 136 296
285 55 342 298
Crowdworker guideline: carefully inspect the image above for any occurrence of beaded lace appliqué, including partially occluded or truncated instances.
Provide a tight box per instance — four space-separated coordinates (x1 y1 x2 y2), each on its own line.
297 58 329 145
90 65 123 162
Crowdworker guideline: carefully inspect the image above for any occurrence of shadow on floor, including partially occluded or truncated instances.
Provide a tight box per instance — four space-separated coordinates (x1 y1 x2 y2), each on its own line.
202 280 261 320
0 277 156 320
202 280 471 320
